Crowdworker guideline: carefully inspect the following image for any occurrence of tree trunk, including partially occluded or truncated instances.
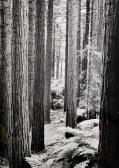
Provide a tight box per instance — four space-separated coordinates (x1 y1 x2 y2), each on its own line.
83 0 90 48
0 0 12 156
10 0 31 167
64 0 68 112
66 0 77 129
76 0 81 106
44 0 53 124
32 0 45 152
28 0 36 142
52 19 56 78
98 1 119 167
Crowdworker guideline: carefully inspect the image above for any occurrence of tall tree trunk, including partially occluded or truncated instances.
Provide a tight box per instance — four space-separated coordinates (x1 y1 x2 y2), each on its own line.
10 0 31 167
76 0 81 106
82 0 90 72
32 0 45 152
66 0 77 129
52 19 56 78
0 0 12 156
98 1 119 167
28 0 36 144
64 0 68 112
83 0 90 48
44 0 53 124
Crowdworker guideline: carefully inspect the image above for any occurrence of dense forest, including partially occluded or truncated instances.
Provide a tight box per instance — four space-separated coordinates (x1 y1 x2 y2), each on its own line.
0 0 119 167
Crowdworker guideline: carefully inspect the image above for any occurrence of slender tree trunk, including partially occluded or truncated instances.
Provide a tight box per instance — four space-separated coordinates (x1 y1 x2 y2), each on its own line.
32 0 45 152
66 0 77 129
52 19 56 78
83 0 90 48
44 0 53 124
98 1 119 167
64 0 68 112
10 0 31 167
28 0 36 145
82 0 90 72
76 0 81 106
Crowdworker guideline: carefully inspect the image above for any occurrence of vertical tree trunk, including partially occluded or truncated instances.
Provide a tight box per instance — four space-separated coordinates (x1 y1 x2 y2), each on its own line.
64 0 68 112
76 0 81 106
98 1 119 167
28 0 36 144
44 0 53 124
83 0 90 48
32 0 45 152
10 0 31 167
66 0 77 129
52 19 56 78
0 0 12 156
82 0 90 72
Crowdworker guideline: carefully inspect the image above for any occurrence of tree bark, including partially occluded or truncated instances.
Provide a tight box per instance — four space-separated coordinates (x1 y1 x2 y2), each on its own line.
66 0 77 129
28 0 36 135
76 0 81 106
32 0 45 152
52 19 56 78
98 1 119 167
0 0 12 156
64 0 68 112
10 0 31 167
44 0 53 124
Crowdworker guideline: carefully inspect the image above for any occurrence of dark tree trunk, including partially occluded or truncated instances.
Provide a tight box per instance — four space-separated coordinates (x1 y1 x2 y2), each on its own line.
10 0 31 167
83 0 90 48
28 0 36 136
82 0 90 72
98 1 119 168
44 0 53 124
32 0 45 152
0 0 12 156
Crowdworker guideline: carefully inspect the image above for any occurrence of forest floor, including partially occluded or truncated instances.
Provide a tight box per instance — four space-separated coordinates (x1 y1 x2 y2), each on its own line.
26 109 99 168
0 79 99 168
0 109 99 168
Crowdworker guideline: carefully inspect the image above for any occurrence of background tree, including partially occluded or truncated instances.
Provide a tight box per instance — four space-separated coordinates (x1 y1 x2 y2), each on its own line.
64 0 68 112
44 0 53 124
98 1 119 167
65 0 77 129
52 18 56 78
76 0 81 106
32 0 45 152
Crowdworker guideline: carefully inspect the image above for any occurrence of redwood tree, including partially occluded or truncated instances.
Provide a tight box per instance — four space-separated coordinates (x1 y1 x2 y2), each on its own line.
0 0 12 156
10 0 31 167
28 0 36 134
44 0 53 124
65 0 77 129
98 1 119 167
32 0 45 152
